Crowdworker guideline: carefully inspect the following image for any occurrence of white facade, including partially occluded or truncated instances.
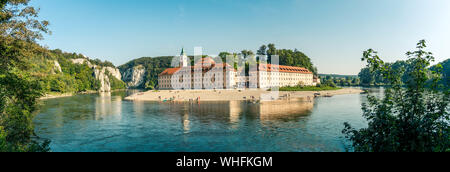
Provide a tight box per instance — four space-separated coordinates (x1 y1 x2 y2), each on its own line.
249 64 315 89
250 70 314 89
158 57 238 90
159 56 317 90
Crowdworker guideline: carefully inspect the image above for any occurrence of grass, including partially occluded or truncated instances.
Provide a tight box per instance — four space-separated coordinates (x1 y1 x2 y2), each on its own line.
273 86 342 91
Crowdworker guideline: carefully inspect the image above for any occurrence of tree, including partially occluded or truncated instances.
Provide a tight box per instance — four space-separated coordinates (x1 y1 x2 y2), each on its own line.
218 52 231 62
431 59 449 88
266 43 276 63
343 40 449 152
358 67 374 86
240 50 254 59
1 0 50 152
257 45 267 55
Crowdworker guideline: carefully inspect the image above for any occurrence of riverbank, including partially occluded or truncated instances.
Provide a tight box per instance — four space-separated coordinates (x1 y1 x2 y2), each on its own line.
40 93 74 100
39 89 129 100
124 88 364 102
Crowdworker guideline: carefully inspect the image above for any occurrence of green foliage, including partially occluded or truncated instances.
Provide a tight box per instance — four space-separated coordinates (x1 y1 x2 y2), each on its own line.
323 79 338 88
1 0 51 152
358 61 402 86
90 59 115 68
343 40 449 152
430 59 449 88
0 69 50 152
320 74 360 87
105 70 126 90
29 53 99 93
257 44 318 75
18 47 127 94
357 58 449 87
119 56 174 89
240 50 254 58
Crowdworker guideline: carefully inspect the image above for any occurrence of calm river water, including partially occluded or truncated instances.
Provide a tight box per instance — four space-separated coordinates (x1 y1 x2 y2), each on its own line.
34 88 382 152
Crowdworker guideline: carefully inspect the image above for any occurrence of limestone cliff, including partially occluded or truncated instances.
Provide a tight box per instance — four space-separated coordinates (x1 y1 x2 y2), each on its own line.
52 60 62 74
71 58 123 92
93 67 111 92
121 65 146 88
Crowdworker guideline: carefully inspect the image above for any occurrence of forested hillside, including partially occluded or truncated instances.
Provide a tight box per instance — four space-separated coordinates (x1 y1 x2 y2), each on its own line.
430 59 449 88
119 56 174 89
27 49 126 94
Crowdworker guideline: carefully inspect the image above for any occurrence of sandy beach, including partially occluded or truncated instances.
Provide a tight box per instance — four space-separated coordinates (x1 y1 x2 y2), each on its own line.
124 88 364 102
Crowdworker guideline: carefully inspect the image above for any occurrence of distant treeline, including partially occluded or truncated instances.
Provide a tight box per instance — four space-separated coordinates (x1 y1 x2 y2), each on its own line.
319 74 360 87
319 58 449 88
358 59 449 87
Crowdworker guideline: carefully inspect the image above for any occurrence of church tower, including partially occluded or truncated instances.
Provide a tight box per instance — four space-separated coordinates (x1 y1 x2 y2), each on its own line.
179 48 188 67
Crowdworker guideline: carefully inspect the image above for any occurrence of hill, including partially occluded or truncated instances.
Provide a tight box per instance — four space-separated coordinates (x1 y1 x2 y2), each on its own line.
27 48 126 94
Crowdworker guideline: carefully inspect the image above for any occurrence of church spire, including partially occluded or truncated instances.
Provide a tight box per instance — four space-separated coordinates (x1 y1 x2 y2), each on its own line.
180 48 186 56
179 48 188 67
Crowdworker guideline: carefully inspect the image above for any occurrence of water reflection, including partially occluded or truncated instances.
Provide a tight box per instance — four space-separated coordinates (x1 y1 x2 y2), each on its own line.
133 100 145 116
258 100 313 121
183 111 190 133
35 90 372 152
157 100 314 132
95 92 122 120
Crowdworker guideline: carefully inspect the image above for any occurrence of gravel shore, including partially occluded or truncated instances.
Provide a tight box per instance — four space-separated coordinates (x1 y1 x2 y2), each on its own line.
124 88 364 102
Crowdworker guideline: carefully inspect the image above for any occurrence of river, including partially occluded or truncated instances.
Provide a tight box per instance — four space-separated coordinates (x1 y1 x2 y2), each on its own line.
34 88 382 152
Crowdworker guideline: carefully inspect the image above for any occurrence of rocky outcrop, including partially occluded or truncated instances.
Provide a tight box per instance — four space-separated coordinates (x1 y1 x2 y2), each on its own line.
122 65 146 88
71 58 95 68
71 58 122 92
94 67 111 92
52 60 62 74
104 67 122 81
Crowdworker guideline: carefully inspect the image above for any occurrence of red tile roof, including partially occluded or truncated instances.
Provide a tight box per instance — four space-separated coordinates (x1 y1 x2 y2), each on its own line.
160 63 312 76
257 64 313 74
159 64 236 76
195 57 216 66
159 67 181 76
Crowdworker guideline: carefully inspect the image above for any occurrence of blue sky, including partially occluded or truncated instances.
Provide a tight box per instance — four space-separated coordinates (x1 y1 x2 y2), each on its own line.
31 0 450 75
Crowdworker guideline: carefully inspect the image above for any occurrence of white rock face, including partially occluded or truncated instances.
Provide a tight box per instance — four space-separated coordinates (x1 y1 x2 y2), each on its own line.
53 60 62 73
70 58 122 92
105 67 122 81
71 58 92 67
94 67 112 92
122 65 146 88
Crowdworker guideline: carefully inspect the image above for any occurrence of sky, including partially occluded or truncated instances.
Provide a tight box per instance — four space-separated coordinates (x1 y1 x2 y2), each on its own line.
30 0 450 75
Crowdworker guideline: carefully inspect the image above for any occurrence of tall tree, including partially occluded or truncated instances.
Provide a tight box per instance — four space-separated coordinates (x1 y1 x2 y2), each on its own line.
256 45 267 55
240 50 254 59
358 67 374 86
343 40 449 152
266 43 276 63
1 0 50 152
